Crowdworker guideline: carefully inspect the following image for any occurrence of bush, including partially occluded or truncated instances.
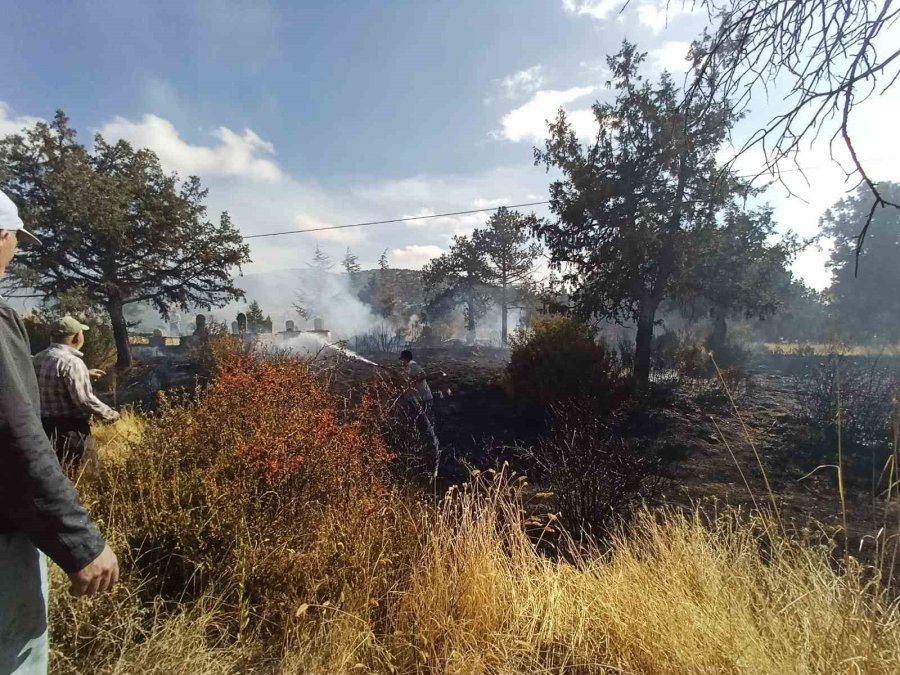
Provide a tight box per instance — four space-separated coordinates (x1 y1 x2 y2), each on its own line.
525 403 660 540
674 339 711 379
507 317 620 407
650 329 680 371
794 352 899 468
52 336 397 667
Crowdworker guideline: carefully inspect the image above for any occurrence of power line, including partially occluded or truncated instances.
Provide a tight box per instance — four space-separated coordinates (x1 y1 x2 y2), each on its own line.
244 200 551 239
242 200 551 240
241 157 887 241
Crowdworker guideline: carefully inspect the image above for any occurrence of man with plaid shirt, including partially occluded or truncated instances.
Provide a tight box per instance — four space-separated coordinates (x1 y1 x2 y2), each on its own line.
33 316 119 465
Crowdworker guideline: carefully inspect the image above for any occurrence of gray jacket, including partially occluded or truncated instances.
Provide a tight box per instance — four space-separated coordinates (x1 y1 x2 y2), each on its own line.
0 300 105 572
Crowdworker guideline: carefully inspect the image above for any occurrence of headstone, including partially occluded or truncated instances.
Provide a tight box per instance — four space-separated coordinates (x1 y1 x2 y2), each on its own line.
313 317 324 332
236 312 247 334
285 320 295 333
149 328 165 349
231 321 240 335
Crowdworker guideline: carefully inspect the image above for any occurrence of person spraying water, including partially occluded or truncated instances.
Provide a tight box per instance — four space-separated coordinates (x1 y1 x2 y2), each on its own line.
399 349 440 479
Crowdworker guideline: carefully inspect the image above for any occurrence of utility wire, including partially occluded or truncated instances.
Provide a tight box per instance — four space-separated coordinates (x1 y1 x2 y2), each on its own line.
242 157 887 240
242 201 551 240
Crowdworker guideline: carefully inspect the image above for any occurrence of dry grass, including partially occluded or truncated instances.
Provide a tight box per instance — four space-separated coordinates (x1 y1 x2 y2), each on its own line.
763 342 900 357
50 347 900 674
90 409 145 463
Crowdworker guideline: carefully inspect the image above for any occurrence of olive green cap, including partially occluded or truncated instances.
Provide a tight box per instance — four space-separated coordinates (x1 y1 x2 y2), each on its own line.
53 315 90 336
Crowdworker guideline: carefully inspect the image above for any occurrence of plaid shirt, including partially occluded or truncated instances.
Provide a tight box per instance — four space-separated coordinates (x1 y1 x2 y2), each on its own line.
32 344 117 422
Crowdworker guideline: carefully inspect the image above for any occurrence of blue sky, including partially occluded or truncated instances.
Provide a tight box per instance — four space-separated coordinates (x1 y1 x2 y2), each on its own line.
2 0 898 288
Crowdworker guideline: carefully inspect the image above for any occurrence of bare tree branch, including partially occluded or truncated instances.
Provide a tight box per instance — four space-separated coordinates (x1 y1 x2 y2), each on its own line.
686 0 900 270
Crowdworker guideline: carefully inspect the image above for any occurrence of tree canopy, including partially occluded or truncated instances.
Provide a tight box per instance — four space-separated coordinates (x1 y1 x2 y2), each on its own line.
679 206 794 348
242 300 272 334
824 182 900 342
422 235 493 343
342 247 361 275
535 43 742 383
472 207 542 345
0 111 250 369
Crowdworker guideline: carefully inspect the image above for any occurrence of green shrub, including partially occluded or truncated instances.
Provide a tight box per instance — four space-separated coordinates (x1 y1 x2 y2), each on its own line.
24 289 117 370
507 317 620 407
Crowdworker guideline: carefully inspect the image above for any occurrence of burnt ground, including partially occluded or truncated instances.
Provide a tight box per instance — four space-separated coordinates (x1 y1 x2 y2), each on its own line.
339 347 898 566
103 344 898 568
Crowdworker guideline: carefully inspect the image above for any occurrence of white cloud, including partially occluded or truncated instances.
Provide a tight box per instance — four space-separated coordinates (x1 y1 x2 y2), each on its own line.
0 102 43 138
497 66 546 99
400 207 439 228
99 114 283 182
472 197 510 208
561 0 626 21
292 214 367 244
496 86 597 143
637 1 703 33
650 40 693 75
390 245 445 269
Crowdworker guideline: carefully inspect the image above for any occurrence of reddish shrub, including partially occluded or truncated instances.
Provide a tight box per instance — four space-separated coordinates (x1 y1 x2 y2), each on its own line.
196 338 392 499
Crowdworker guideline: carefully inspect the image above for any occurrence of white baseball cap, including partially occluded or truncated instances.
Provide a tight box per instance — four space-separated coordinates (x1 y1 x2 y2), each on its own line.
0 189 40 245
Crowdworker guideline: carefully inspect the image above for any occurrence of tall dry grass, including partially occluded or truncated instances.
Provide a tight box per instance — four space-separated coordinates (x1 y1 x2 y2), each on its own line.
48 343 900 674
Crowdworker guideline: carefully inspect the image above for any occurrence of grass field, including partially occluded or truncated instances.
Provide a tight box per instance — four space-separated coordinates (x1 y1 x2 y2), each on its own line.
49 349 900 674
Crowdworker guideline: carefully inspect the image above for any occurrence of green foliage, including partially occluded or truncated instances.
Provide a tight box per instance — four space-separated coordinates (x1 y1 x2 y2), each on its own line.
507 317 619 407
24 288 117 370
825 183 900 343
422 235 493 339
534 42 744 383
0 111 250 369
242 300 271 333
678 206 794 349
342 247 361 276
358 270 397 319
752 278 829 343
472 207 542 344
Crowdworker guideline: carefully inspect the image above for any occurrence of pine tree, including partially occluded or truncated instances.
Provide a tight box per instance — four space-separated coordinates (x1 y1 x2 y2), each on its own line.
422 235 493 344
535 43 741 384
245 300 266 333
342 247 361 275
0 112 250 369
295 245 334 320
472 207 542 345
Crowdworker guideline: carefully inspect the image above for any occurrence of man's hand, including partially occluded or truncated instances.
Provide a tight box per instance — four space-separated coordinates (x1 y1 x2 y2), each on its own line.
68 544 119 596
88 369 106 380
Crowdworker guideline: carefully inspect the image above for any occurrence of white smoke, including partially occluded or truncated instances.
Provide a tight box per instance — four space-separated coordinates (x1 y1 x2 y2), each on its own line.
256 331 380 366
292 269 383 339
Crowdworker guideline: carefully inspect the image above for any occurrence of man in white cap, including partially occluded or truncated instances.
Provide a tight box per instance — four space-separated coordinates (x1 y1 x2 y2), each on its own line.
33 315 119 466
0 189 118 674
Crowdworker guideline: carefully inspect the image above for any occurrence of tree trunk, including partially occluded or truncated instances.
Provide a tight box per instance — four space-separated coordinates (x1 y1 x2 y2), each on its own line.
466 294 476 345
500 283 508 346
108 296 133 371
633 298 657 385
709 308 728 350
